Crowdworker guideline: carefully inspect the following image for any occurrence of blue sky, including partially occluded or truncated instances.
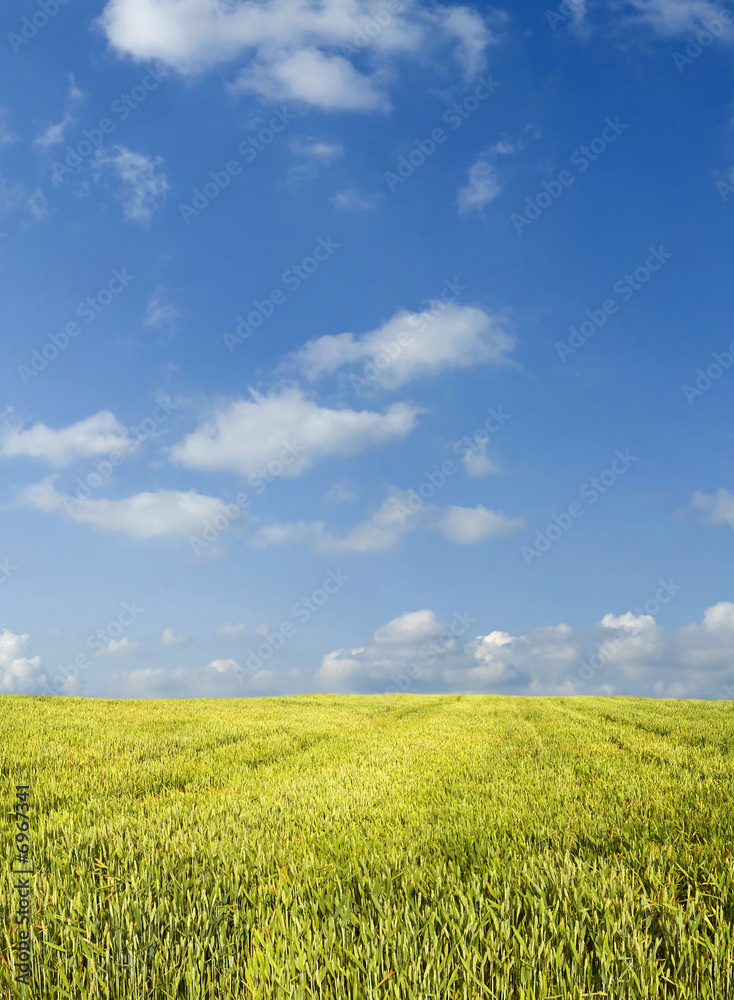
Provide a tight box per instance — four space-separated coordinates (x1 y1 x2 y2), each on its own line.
1 0 734 699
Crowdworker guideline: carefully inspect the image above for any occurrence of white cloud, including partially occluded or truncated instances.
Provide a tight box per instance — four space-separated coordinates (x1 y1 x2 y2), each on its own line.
458 159 501 213
626 0 731 37
460 439 501 477
287 135 344 183
249 490 425 553
490 124 541 157
169 387 420 477
373 608 445 645
98 0 498 112
94 636 142 657
0 629 47 694
0 174 26 214
674 602 734 675
568 0 589 36
248 490 523 553
691 487 734 525
330 188 379 211
0 108 17 146
461 623 581 690
233 48 391 110
94 146 169 223
206 658 241 673
289 136 343 161
315 608 448 690
490 136 515 156
161 626 188 645
247 520 326 549
437 504 523 543
595 612 665 678
144 286 179 329
292 302 515 388
27 188 49 221
433 5 498 77
34 74 85 149
214 621 270 640
16 479 239 540
315 599 734 697
322 479 360 503
0 411 135 467
108 660 295 697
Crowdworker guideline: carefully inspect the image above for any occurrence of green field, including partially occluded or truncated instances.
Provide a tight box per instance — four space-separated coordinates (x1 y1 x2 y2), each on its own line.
2 695 733 999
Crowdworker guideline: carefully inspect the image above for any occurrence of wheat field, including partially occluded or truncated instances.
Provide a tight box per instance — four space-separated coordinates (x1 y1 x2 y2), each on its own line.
2 694 733 998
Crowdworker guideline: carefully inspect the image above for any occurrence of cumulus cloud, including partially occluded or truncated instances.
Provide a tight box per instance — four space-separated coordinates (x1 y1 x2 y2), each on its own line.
0 411 135 467
98 0 499 112
15 479 239 540
161 626 188 645
315 609 449 690
0 630 47 694
291 302 515 388
169 387 420 477
233 49 390 111
457 159 501 213
691 487 734 526
460 439 501 477
94 146 169 223
248 490 522 553
214 621 270 640
437 504 523 543
315 599 734 697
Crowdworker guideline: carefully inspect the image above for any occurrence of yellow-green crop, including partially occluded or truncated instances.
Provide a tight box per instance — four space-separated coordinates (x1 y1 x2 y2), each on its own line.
2 694 733 998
